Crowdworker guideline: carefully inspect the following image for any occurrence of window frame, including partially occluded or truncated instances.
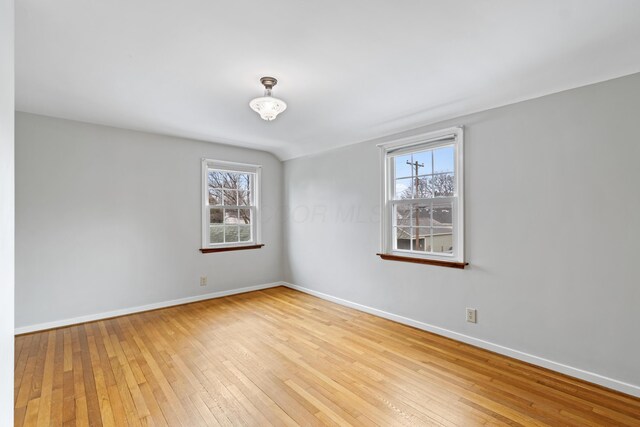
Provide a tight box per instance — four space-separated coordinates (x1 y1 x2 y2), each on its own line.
378 126 464 264
201 159 262 249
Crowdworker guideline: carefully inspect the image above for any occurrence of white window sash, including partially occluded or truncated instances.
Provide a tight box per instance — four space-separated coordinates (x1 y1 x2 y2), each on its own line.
206 205 257 245
389 199 459 257
390 196 456 205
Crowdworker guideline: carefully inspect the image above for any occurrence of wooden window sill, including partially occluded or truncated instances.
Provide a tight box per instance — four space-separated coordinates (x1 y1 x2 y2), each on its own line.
376 253 467 269
200 244 264 253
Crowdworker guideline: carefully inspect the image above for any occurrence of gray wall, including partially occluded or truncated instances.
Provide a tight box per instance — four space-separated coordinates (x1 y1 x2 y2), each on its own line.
15 113 283 328
0 0 14 422
284 73 640 391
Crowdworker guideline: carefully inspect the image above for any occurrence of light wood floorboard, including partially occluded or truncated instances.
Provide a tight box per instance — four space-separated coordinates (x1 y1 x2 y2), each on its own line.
14 286 640 426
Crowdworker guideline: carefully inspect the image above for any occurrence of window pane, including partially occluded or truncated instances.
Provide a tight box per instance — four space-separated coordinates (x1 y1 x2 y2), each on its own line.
238 191 250 206
394 154 413 178
224 226 238 243
395 227 411 250
432 205 453 227
223 189 238 205
432 204 453 254
395 205 411 228
208 188 222 205
224 209 239 224
431 173 454 197
238 208 251 224
210 225 224 244
415 177 432 198
412 227 430 252
239 225 251 242
433 146 454 173
222 173 238 188
432 228 453 254
412 205 431 228
208 170 224 188
210 208 223 224
395 178 413 199
411 150 433 175
238 174 251 191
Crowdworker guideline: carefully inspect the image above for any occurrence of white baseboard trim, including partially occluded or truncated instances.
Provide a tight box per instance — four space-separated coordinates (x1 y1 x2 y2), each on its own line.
282 282 640 398
14 282 283 335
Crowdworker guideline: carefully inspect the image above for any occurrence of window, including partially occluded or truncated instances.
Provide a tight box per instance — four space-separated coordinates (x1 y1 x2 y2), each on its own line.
379 127 464 265
202 159 261 249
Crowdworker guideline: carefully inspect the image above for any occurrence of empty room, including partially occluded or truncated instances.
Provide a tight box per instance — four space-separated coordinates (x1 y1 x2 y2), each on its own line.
2 0 640 426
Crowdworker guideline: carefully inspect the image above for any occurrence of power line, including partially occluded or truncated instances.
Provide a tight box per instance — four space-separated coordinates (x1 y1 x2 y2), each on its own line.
406 160 424 250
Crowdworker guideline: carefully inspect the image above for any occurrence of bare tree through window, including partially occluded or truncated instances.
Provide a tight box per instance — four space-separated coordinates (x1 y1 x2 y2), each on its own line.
208 171 251 224
207 170 255 244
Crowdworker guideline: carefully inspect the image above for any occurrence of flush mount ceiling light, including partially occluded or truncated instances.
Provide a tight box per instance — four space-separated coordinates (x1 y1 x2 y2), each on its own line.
249 77 287 121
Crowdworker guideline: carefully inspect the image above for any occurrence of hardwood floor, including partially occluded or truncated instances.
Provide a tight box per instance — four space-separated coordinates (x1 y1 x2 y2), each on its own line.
14 286 640 426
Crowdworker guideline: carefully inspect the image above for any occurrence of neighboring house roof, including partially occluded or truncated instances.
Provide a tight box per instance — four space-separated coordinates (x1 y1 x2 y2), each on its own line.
395 209 452 239
396 217 450 228
396 210 451 226
396 229 452 239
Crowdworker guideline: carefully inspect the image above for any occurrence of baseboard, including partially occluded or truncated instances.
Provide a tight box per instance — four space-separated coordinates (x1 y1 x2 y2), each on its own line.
14 282 283 335
282 282 640 398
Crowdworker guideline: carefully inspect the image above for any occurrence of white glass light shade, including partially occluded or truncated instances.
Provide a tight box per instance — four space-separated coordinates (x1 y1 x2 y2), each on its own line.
249 96 287 121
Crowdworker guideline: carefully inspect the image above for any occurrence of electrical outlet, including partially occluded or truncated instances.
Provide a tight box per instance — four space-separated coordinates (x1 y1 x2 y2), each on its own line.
200 276 207 286
466 308 477 323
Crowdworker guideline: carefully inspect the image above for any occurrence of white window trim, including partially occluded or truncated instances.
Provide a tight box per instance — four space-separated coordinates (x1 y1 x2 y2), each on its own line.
378 126 465 263
201 158 262 249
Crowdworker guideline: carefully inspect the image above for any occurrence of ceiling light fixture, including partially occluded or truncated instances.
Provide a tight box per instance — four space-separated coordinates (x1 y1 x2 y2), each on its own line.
249 77 287 121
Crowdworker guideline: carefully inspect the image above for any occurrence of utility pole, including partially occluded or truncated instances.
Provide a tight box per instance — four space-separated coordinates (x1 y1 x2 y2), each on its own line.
407 160 424 250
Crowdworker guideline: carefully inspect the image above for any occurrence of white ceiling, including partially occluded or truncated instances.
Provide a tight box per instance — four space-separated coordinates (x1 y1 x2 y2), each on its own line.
16 0 640 160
